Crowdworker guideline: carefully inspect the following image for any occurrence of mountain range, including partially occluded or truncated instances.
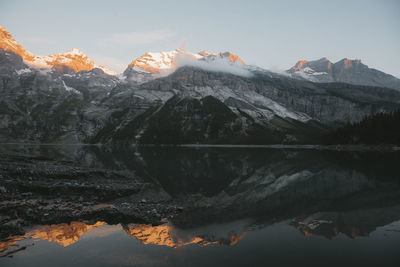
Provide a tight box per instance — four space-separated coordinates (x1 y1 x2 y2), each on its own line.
1 25 400 145
0 26 115 75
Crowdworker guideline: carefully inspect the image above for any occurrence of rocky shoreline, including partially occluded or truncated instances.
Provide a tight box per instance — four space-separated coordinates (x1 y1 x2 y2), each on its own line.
0 153 183 239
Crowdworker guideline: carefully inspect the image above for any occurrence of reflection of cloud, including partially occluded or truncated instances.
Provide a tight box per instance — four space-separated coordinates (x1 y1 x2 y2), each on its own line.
100 29 175 46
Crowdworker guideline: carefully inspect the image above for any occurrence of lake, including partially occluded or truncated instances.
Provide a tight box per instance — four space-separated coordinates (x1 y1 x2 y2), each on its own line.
1 144 399 266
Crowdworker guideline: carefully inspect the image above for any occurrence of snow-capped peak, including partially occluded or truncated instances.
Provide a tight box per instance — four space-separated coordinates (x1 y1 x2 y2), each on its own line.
128 49 246 73
0 25 35 60
0 25 117 75
26 48 95 73
64 48 86 57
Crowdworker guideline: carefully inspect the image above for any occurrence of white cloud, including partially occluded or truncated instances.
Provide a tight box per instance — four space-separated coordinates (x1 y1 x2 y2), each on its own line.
100 29 175 46
268 65 291 76
172 54 253 77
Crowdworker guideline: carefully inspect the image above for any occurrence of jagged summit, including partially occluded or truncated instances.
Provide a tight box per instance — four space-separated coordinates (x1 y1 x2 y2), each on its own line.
289 58 333 76
335 58 362 69
289 57 365 74
219 51 246 65
0 25 116 75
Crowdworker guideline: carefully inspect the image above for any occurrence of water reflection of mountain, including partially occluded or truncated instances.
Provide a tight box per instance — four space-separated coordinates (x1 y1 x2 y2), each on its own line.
17 145 396 193
1 221 247 257
1 145 400 257
106 147 399 227
103 147 400 238
122 223 247 248
2 145 400 219
2 204 400 258
292 206 400 239
0 222 104 257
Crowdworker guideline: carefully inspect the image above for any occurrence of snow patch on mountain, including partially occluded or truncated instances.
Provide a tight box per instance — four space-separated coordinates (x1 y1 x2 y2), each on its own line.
62 80 81 94
297 67 328 76
15 68 32 75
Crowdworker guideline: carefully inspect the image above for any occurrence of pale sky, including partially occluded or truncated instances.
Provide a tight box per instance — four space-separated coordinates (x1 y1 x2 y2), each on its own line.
0 0 399 76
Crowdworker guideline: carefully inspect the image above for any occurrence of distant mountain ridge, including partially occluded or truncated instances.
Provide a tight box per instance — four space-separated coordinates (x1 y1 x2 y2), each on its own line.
287 57 400 90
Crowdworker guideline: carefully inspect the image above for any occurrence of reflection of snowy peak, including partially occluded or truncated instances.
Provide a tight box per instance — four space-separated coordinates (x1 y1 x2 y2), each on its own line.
128 49 245 73
123 223 245 248
0 26 115 75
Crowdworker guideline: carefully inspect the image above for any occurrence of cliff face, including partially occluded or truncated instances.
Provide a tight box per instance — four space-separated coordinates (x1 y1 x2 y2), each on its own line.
0 48 113 143
136 66 400 124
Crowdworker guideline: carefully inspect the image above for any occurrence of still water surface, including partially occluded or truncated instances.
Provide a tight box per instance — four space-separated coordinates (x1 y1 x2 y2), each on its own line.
0 145 399 266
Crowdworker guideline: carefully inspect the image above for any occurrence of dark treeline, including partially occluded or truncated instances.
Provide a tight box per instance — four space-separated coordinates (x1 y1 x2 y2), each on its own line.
324 109 400 145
